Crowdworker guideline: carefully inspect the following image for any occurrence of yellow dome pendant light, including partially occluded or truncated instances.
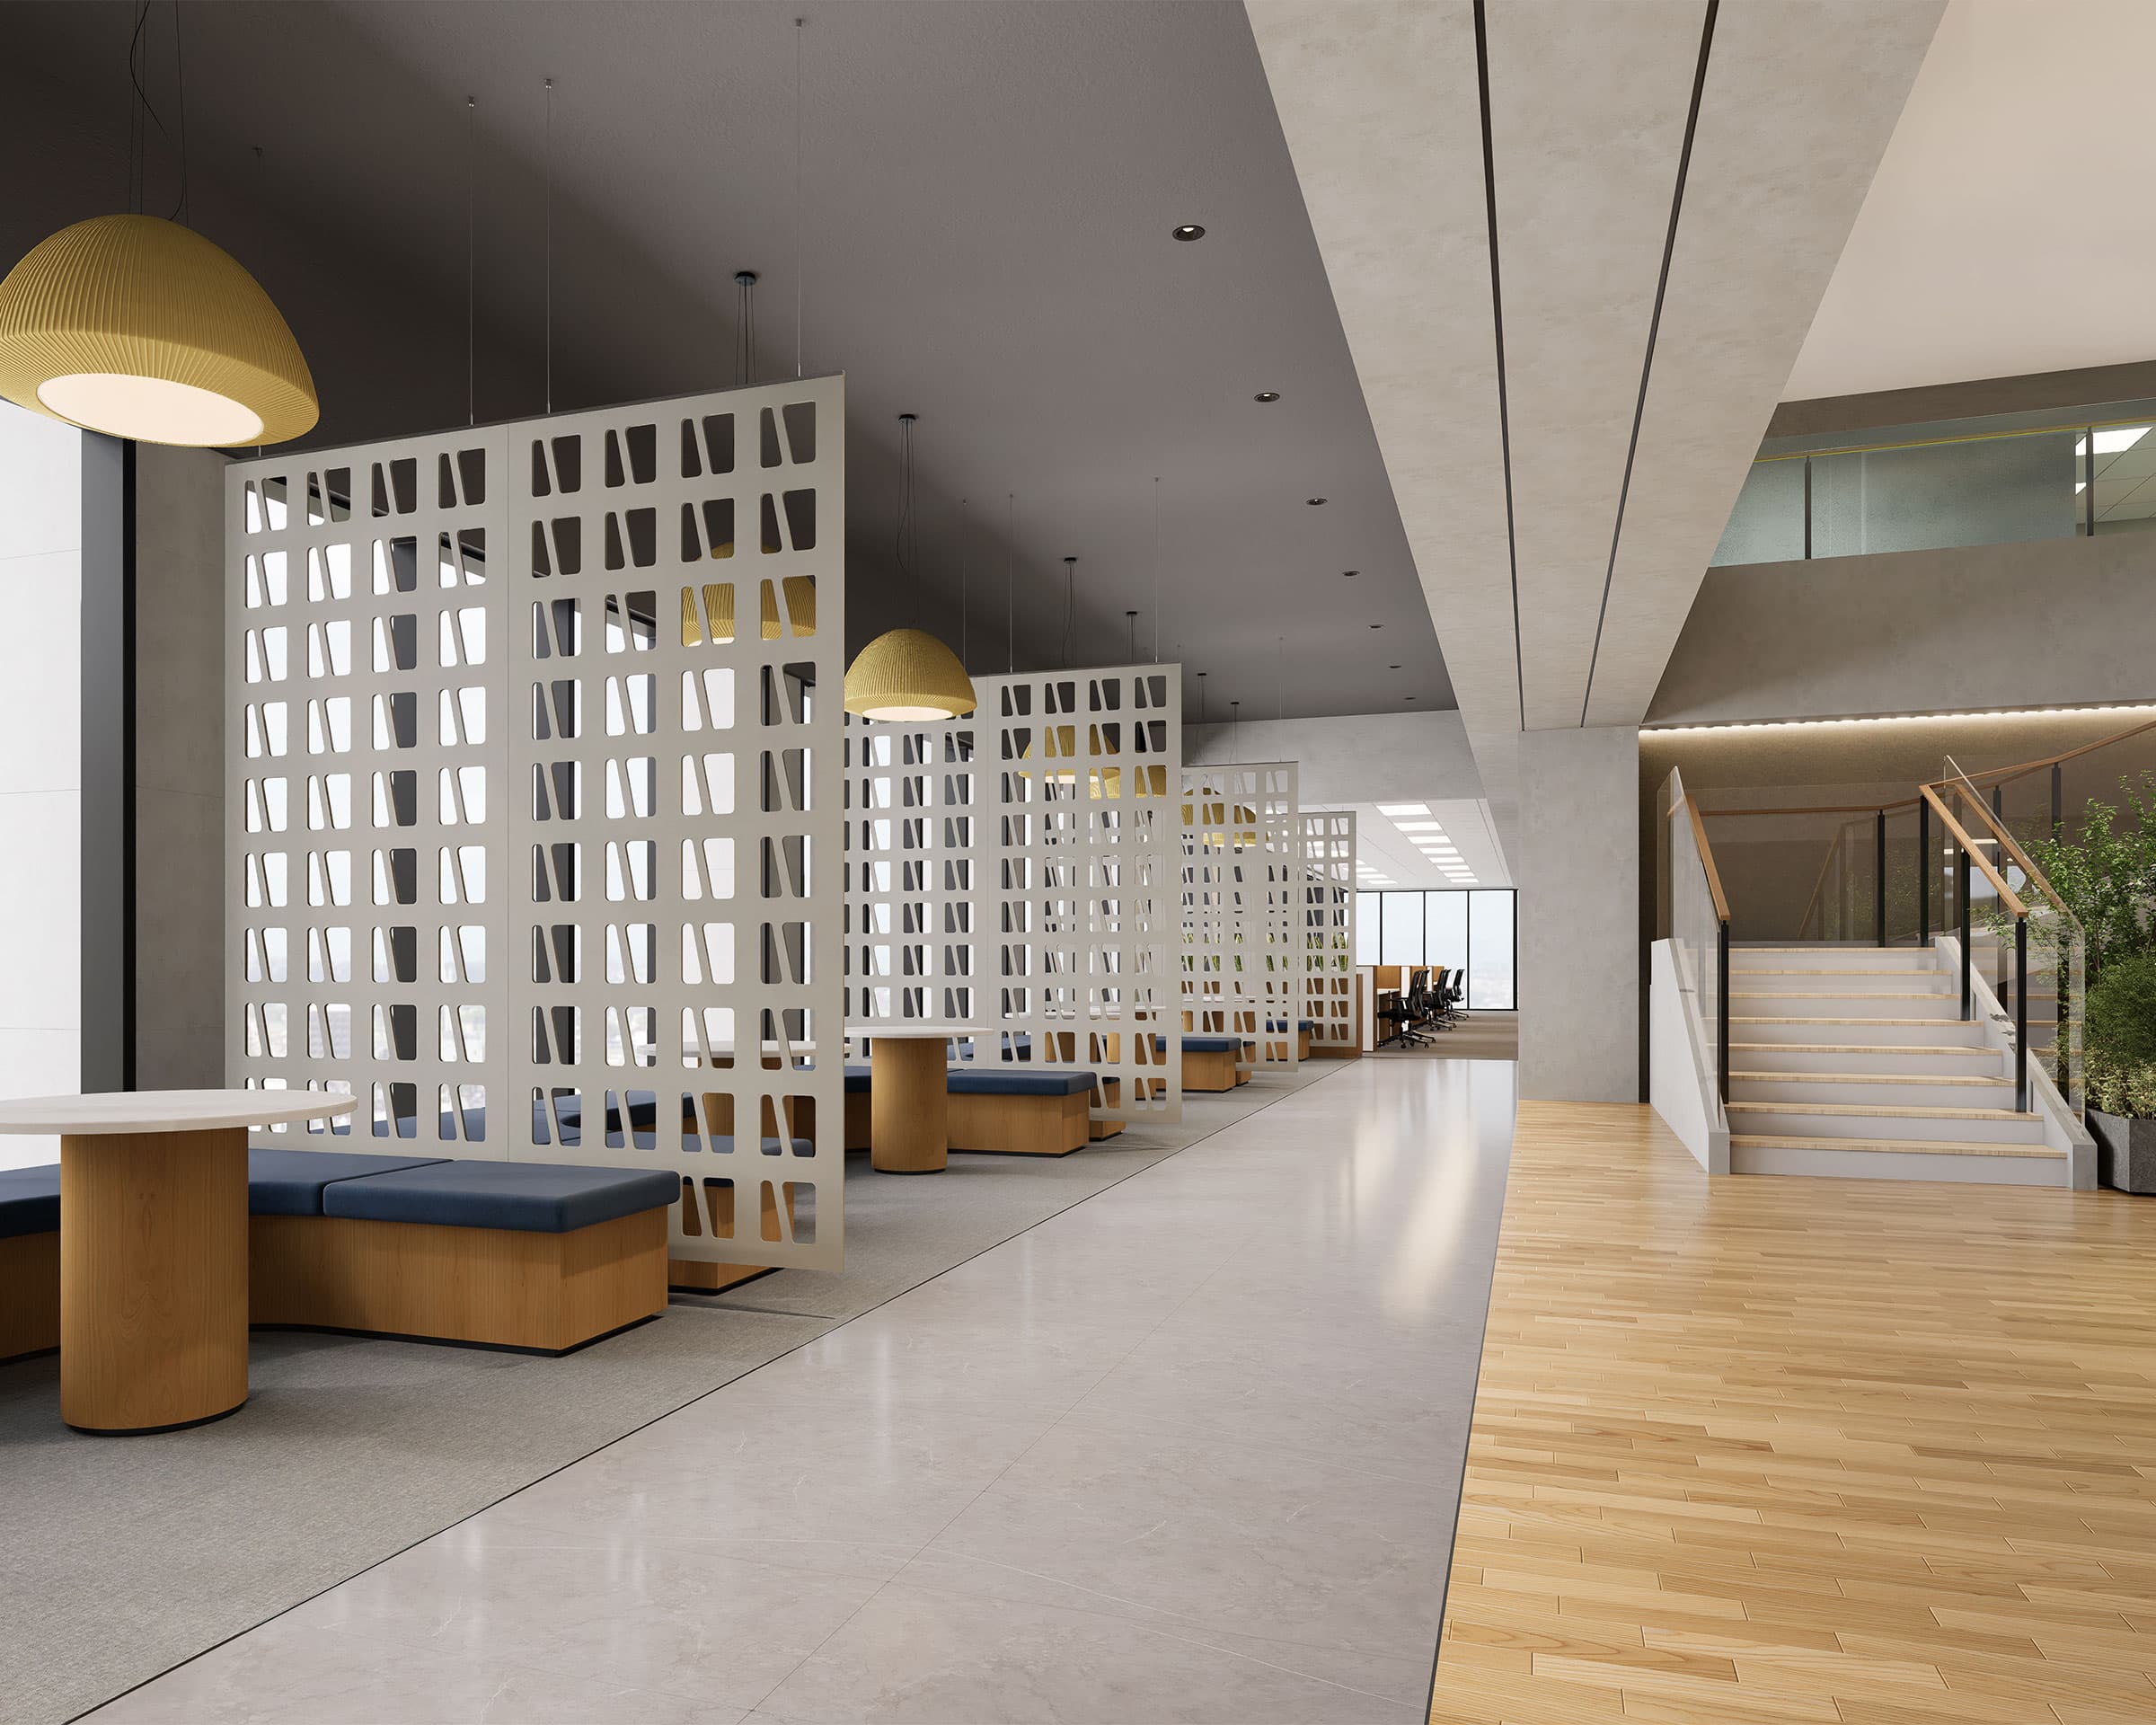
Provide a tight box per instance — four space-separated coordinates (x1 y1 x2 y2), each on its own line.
0 9 316 447
845 412 978 721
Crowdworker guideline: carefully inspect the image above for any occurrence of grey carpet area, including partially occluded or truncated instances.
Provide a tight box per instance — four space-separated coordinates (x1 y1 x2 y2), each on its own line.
0 1065 1336 1725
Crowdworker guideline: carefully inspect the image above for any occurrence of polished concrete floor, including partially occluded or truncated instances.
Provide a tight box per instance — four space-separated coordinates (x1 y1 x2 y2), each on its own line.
84 1057 1517 1723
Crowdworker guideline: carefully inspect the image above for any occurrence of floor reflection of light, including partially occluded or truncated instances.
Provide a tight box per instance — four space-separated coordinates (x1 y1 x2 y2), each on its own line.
1382 1059 1515 1322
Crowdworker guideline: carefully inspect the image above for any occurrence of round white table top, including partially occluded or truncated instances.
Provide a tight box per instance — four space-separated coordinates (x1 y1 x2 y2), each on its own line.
0 1089 358 1136
845 1023 990 1040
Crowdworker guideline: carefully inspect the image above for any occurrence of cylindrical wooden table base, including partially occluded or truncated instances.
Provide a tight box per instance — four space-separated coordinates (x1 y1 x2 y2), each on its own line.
870 1037 949 1174
60 1126 250 1434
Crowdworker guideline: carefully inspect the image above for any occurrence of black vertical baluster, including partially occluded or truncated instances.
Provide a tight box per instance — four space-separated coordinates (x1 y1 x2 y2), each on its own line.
1717 920 1729 1107
2015 915 2029 1114
1875 809 1886 946
1960 844 1972 1022
1918 798 1931 945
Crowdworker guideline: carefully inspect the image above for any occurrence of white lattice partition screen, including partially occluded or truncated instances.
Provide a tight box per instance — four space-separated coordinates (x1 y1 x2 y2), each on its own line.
969 664 1182 1125
227 432 508 1149
844 715 980 1027
1301 810 1357 1053
227 378 847 1272
1179 762 1301 1071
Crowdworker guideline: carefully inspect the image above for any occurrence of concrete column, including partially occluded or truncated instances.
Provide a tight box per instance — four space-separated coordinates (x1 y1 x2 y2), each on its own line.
1517 725 1639 1102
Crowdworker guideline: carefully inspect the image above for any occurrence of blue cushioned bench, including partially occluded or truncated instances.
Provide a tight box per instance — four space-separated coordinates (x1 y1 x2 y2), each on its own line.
248 1152 679 1354
0 1164 61 1361
1161 1033 1241 1092
1253 1018 1320 1061
946 1066 1096 1157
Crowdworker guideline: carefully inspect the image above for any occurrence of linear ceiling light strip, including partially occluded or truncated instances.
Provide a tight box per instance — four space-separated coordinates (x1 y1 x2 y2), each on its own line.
1472 0 1527 733
1577 0 1719 729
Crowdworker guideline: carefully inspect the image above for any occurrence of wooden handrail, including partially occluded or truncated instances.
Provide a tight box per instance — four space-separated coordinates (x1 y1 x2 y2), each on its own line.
1940 771 2075 924
1951 712 2156 792
1920 785 2027 918
1668 793 1731 923
1699 798 1922 818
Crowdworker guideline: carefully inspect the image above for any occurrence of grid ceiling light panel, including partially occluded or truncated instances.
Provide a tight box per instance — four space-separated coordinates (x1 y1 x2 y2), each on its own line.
229 378 847 1273
1180 761 1301 1071
968 664 1183 1126
1301 810 1356 1055
844 713 979 1030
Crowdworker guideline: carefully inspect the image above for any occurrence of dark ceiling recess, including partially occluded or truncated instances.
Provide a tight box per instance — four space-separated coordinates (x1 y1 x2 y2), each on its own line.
1254 390 1279 402
0 0 1454 721
1171 223 1206 241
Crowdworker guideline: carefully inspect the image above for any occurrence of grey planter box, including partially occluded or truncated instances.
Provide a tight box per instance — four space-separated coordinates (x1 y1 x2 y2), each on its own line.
2088 1108 2156 1194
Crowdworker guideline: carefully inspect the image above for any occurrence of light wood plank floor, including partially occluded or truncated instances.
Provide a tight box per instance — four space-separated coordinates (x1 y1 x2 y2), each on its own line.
1429 1100 2156 1725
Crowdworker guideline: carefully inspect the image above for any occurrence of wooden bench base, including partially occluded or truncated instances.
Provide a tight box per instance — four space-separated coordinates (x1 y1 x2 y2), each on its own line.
1184 1048 1239 1092
948 1089 1091 1157
0 1231 59 1362
844 1091 871 1152
1307 1040 1361 1059
250 1209 667 1355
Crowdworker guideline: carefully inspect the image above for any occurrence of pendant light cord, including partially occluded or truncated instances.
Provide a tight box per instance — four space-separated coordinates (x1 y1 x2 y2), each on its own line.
1005 494 1014 674
794 18 806 380
895 414 916 582
734 271 758 386
126 1 181 218
1061 558 1074 670
543 75 554 414
959 498 969 670
169 0 189 225
1151 476 1161 662
465 96 476 426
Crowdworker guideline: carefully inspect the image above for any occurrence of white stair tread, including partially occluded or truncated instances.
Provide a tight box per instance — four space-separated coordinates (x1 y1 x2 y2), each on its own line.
1730 968 1945 977
1732 1133 2062 1161
1730 991 1950 1000
1730 1016 1977 1027
1727 1042 1998 1057
1727 1069 2012 1087
1727 1100 2037 1121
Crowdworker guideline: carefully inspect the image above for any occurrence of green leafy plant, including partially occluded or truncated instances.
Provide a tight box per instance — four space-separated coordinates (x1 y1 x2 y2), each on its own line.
2011 773 2156 978
2084 948 2156 1118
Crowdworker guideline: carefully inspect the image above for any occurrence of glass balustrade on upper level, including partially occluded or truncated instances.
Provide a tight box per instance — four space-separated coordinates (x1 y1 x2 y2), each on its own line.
1711 401 2156 568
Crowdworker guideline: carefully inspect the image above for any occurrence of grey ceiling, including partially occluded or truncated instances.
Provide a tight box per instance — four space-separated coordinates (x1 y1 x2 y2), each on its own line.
0 0 1452 722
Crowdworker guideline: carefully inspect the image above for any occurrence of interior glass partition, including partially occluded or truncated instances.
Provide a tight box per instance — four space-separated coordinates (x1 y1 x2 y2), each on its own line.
1711 402 2156 567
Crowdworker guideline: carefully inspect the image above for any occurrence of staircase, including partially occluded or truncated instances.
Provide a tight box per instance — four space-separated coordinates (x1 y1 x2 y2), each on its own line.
1724 946 2069 1186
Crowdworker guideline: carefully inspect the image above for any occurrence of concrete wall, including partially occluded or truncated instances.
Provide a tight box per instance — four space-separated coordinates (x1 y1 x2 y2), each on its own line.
1651 531 2156 726
1185 710 1484 803
134 446 229 1089
0 405 81 1168
1518 725 1639 1101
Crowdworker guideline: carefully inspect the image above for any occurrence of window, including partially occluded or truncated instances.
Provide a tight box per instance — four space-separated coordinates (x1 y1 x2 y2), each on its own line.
1468 889 1515 1009
1358 887 1516 1011
1378 891 1423 966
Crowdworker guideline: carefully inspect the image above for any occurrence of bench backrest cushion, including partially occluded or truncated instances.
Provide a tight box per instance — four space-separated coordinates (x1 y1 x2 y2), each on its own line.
247 1148 451 1216
322 1158 683 1234
0 1163 60 1239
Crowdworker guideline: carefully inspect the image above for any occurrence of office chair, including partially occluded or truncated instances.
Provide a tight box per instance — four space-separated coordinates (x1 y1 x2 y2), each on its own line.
1422 967 1454 1030
1392 974 1436 1048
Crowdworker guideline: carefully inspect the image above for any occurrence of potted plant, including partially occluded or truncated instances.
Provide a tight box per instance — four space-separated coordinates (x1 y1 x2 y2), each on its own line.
2084 949 2156 1194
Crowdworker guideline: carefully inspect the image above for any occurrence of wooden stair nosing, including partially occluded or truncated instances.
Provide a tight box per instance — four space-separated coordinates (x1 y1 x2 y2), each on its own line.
1726 1069 2012 1087
1726 1099 2038 1122
1730 1132 2062 1160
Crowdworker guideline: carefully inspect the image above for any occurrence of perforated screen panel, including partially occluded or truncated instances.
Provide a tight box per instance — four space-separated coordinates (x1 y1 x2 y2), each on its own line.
1302 810 1356 1053
227 378 846 1270
966 665 1182 1125
1179 762 1301 1071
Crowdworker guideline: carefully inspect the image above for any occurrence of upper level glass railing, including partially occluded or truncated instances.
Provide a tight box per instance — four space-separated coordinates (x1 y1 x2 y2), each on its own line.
1658 768 1730 1107
1711 399 2156 567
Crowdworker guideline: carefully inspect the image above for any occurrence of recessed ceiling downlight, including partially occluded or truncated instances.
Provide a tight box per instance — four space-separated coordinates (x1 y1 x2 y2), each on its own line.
0 214 316 446
1254 391 1280 403
1171 224 1206 241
